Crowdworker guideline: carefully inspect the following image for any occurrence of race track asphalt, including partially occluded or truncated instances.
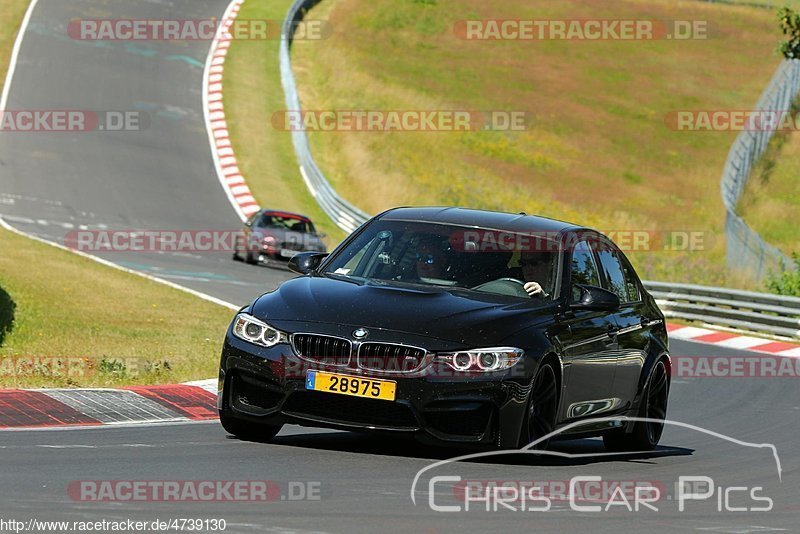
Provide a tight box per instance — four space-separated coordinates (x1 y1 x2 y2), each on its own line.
0 1 797 532
0 0 294 307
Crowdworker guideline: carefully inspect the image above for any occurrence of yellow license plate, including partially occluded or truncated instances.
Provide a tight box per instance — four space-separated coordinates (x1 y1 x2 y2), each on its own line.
305 370 396 401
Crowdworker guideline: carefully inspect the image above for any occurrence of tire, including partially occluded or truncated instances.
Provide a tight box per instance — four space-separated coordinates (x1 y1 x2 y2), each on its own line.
518 363 558 449
232 237 244 261
219 409 282 442
244 249 258 265
603 359 669 452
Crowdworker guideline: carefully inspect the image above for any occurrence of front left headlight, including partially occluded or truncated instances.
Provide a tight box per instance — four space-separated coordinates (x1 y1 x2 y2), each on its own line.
231 313 288 348
433 347 524 372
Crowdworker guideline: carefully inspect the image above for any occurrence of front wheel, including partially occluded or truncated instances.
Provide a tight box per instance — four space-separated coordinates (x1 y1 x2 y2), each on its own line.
219 409 282 442
518 363 558 449
603 359 669 452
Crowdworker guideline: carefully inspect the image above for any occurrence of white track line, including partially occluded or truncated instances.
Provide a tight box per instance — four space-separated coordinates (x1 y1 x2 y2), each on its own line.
0 0 39 110
0 0 240 312
0 217 238 310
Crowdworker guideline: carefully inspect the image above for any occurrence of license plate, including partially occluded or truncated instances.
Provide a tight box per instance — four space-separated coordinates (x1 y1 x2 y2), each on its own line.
280 249 299 258
305 371 396 401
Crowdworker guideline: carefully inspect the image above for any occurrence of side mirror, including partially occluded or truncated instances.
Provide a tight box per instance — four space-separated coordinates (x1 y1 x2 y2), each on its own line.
288 252 328 275
570 284 620 312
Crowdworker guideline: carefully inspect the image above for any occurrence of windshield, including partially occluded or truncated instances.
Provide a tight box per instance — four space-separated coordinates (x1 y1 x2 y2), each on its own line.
322 220 560 300
259 214 315 233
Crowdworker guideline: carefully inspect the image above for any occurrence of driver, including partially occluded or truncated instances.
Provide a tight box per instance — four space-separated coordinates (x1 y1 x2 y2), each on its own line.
415 239 448 279
519 251 552 298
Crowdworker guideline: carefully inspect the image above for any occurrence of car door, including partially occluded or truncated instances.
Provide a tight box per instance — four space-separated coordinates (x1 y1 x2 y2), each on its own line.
556 239 620 422
594 240 648 412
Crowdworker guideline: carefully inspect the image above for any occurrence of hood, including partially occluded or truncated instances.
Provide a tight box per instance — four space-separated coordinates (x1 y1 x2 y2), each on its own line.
250 275 554 346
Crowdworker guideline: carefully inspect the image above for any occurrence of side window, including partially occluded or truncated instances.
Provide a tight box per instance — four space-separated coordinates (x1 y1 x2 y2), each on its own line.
596 243 640 303
619 254 641 302
596 245 627 302
570 240 601 301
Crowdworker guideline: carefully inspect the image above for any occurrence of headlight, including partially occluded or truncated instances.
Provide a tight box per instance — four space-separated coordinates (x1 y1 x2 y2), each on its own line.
434 347 523 372
231 313 287 348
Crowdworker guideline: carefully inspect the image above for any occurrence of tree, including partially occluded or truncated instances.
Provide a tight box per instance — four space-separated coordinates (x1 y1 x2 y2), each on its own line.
778 7 800 60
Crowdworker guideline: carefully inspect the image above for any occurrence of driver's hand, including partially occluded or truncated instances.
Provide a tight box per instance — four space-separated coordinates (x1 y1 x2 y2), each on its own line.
524 281 544 297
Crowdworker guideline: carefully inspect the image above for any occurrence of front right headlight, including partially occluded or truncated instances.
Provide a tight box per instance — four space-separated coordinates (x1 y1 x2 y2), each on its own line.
231 313 287 348
433 347 524 372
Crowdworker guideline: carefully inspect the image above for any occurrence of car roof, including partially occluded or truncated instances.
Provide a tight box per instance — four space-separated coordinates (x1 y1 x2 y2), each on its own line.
378 206 586 235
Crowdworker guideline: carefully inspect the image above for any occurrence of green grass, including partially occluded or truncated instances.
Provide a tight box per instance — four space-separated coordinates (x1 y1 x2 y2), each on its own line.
222 0 346 245
0 0 27 74
0 228 235 388
277 0 784 288
0 0 234 388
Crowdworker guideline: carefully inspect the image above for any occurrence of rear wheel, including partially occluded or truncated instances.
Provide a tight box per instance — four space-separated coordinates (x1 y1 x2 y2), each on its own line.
219 409 282 442
603 359 669 452
519 363 558 449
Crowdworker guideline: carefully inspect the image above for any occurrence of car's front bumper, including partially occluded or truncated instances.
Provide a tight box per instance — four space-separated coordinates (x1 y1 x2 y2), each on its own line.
218 335 534 448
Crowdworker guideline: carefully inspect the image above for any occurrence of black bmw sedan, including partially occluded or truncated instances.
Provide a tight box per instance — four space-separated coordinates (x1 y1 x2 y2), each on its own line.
218 207 670 451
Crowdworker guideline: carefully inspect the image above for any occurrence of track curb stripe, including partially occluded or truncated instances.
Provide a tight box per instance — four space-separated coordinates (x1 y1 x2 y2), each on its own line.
0 390 102 428
202 0 260 221
666 323 800 356
0 384 217 429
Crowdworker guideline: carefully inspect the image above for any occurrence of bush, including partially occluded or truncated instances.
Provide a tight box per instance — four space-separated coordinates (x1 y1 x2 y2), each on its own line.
764 252 800 296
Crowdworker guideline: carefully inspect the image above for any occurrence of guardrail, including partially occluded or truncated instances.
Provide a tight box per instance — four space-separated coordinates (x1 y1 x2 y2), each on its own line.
280 0 371 234
644 281 800 340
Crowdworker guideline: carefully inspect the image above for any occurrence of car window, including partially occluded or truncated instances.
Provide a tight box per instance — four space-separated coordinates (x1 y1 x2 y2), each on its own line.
594 243 641 303
596 245 628 302
323 220 559 301
570 240 600 287
259 214 312 233
619 253 641 302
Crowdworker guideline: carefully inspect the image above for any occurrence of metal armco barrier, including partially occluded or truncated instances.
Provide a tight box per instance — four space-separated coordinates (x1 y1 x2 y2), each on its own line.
280 0 370 234
645 281 800 340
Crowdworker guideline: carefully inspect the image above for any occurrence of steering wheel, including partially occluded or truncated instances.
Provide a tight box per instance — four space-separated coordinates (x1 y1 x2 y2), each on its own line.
471 277 529 298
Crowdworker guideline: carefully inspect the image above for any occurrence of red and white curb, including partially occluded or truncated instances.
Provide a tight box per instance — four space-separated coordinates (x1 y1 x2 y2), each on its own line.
0 380 218 429
667 323 800 357
203 0 260 222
